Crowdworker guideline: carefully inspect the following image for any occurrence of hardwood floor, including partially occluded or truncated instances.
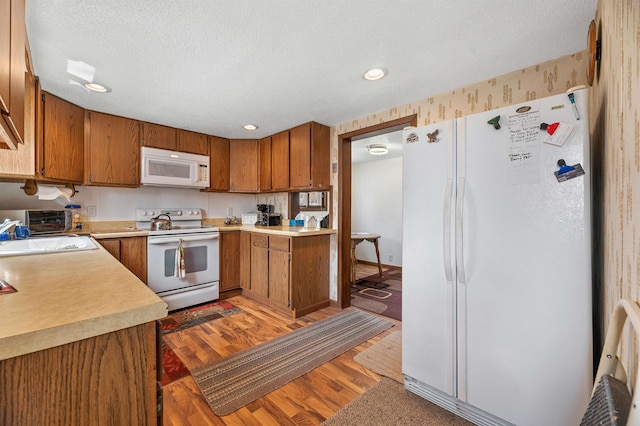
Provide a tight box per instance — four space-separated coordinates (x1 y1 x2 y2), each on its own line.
162 295 401 425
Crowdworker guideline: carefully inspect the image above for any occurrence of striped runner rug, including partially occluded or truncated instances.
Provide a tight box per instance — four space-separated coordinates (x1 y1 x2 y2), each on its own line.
191 308 393 416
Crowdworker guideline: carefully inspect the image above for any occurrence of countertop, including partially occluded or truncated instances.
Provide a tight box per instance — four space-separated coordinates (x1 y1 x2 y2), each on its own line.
84 222 336 238
0 242 167 360
217 224 337 237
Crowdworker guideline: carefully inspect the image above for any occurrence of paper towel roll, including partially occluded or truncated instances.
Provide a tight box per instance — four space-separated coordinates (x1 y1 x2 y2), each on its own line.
36 185 73 202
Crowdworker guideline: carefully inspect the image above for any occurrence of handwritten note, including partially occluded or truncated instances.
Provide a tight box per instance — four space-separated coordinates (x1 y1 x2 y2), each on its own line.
507 110 540 185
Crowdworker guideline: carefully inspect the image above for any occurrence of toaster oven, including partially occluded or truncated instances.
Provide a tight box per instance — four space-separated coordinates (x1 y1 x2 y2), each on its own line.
0 210 71 235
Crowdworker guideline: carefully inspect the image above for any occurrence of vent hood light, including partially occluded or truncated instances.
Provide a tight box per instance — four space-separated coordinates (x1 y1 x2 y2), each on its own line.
363 68 387 81
368 144 388 155
84 82 111 93
243 124 258 130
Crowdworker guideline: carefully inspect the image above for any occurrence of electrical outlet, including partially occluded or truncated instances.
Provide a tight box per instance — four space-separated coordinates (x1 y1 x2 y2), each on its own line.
87 206 97 217
388 254 393 262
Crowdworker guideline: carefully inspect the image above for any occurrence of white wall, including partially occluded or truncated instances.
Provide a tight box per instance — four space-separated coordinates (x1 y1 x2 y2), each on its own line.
351 156 402 267
0 182 256 222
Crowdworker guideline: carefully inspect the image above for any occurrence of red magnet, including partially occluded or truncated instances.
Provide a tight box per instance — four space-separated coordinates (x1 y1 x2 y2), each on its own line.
540 122 560 135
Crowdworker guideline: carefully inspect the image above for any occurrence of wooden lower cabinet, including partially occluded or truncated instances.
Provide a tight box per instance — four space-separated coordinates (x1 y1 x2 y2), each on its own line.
219 231 241 292
0 321 160 426
97 236 147 283
243 232 330 318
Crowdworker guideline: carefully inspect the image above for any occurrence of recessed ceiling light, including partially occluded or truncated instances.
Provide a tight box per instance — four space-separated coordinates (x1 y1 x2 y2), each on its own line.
368 144 388 155
243 124 258 131
363 68 387 81
84 82 111 93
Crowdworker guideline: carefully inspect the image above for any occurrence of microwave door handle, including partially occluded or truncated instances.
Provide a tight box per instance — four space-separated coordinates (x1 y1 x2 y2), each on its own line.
148 234 219 244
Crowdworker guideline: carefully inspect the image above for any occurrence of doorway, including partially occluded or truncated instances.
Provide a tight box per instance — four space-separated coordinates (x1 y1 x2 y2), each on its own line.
337 114 417 309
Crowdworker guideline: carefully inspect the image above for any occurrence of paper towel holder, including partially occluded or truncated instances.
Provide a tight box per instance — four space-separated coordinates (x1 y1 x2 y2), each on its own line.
20 179 78 197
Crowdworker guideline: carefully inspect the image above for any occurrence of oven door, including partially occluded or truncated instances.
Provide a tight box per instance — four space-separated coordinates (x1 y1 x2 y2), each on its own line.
147 233 219 294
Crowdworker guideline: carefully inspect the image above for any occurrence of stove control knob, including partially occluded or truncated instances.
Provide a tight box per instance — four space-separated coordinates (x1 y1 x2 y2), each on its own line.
187 210 193 215
176 211 183 216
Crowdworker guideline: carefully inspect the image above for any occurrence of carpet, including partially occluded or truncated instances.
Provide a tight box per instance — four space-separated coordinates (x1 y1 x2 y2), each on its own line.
351 286 401 321
160 300 243 385
321 378 473 426
192 308 393 416
353 330 403 383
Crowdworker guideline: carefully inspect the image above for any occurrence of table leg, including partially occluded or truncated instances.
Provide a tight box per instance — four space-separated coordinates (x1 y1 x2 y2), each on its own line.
373 239 383 278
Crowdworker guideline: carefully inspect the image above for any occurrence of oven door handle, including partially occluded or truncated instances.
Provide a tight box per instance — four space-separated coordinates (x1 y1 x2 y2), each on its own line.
147 234 219 244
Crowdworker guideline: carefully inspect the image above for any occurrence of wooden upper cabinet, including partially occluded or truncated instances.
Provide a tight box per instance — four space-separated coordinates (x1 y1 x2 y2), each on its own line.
177 129 209 156
271 130 289 191
229 139 259 192
36 92 84 183
259 136 271 191
208 135 230 191
0 0 26 149
140 122 176 150
85 111 140 187
289 122 330 190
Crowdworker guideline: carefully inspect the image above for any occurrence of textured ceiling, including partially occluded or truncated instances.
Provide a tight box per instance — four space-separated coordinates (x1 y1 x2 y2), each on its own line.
26 0 597 140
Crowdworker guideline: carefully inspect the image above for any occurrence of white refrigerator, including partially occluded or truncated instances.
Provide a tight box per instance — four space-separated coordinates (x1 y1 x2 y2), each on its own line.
402 88 592 426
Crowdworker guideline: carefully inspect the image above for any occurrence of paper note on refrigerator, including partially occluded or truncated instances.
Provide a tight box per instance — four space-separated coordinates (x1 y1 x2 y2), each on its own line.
542 122 575 147
507 110 540 185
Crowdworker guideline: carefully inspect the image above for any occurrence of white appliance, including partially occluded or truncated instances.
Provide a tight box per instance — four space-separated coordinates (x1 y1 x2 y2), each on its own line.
136 208 219 311
140 146 210 188
402 88 592 426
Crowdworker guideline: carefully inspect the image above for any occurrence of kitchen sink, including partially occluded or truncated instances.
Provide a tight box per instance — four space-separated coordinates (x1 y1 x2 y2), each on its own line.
0 235 99 257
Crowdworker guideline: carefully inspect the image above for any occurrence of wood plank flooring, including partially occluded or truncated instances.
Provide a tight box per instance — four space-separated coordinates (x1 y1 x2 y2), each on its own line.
162 294 401 425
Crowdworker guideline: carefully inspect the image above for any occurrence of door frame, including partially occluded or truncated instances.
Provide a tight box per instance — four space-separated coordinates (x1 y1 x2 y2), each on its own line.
337 114 417 308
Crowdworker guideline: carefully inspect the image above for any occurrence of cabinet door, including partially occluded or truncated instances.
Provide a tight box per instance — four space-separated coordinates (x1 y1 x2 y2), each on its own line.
268 236 290 307
209 136 230 191
271 130 289 190
259 136 271 191
140 122 176 151
99 239 121 259
0 0 9 116
39 92 84 182
85 111 140 187
289 123 311 189
119 236 147 283
239 231 251 290
219 231 240 291
0 0 25 149
250 233 269 298
229 139 259 192
177 129 209 156
98 237 146 283
289 122 330 190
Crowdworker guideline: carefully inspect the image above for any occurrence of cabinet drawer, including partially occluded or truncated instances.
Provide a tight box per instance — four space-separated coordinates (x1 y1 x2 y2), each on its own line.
269 236 290 252
252 233 269 249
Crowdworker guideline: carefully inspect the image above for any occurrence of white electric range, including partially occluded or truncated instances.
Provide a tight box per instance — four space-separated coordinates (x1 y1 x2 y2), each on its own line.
136 208 220 311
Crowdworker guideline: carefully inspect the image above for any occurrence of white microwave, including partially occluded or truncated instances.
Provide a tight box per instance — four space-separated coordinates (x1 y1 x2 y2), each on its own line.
140 146 210 188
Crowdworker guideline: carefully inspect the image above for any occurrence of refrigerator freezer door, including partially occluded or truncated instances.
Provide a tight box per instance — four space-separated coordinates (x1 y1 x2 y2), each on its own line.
457 90 592 426
402 121 457 396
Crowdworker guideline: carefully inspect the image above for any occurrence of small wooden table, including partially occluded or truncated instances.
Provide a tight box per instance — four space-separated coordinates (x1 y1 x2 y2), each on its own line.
351 233 383 285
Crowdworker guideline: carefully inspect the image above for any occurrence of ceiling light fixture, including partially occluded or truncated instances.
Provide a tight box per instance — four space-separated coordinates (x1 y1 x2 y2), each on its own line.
368 144 388 155
243 124 258 131
84 82 111 93
363 68 387 81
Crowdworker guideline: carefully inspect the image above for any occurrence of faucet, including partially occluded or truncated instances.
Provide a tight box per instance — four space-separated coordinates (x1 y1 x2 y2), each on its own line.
0 219 21 234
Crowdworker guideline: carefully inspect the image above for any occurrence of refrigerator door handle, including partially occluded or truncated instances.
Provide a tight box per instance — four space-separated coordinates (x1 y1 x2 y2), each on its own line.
443 177 454 283
456 177 467 284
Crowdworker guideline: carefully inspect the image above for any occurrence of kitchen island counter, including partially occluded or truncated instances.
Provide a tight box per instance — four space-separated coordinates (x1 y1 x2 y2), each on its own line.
0 242 167 360
218 224 336 237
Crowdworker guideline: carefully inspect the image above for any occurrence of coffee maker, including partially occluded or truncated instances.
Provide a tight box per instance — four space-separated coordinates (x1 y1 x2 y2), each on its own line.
256 204 281 226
